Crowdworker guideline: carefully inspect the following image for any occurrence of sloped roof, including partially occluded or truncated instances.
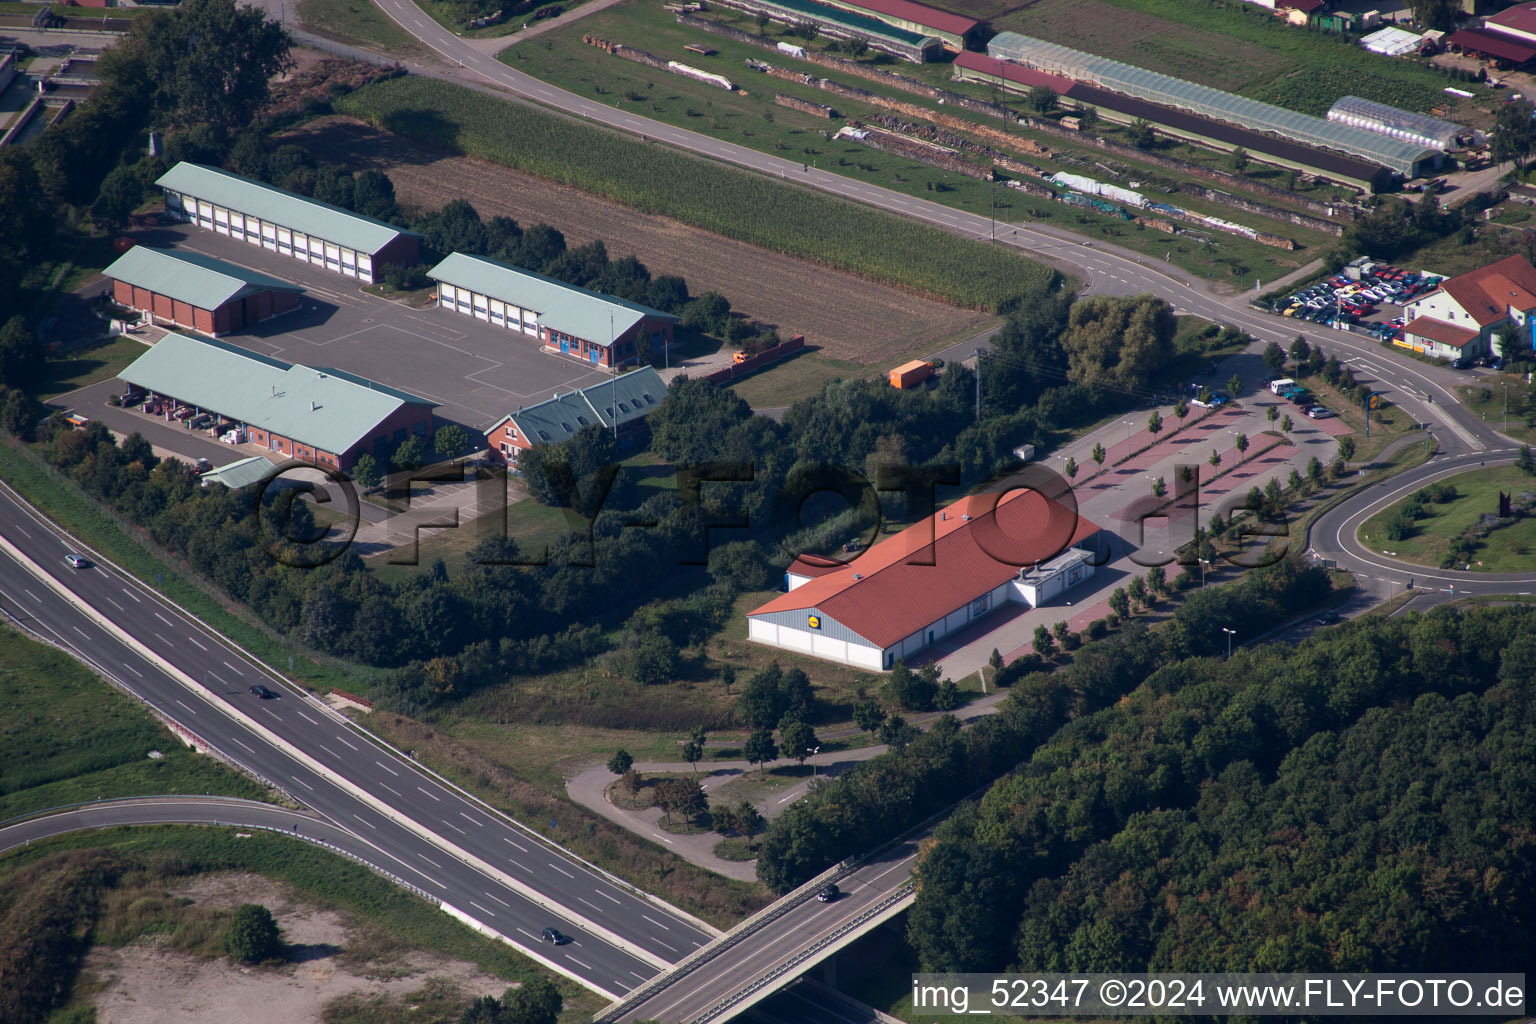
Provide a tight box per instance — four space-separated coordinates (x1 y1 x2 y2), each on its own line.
1485 1 1536 37
750 489 1100 649
491 366 665 444
1403 316 1480 348
201 455 280 489
156 163 421 257
835 0 978 36
953 50 1078 94
428 253 677 348
1432 254 1536 327
105 246 304 312
1445 27 1536 63
118 335 436 456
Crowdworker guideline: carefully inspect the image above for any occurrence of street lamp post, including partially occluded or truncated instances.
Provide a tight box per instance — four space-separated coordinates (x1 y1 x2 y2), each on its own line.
810 746 821 778
1199 557 1211 588
1124 419 1135 446
1221 626 1236 660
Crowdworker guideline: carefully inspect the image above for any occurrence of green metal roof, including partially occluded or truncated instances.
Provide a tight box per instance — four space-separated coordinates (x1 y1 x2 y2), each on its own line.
503 366 664 444
156 162 422 256
201 455 280 490
987 32 1436 175
428 253 678 348
749 0 938 46
105 246 304 311
118 335 436 456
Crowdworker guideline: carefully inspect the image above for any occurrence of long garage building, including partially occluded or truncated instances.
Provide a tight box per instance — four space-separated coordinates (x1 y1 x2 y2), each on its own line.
428 253 677 369
748 489 1101 670
156 162 422 284
118 334 437 471
104 246 304 337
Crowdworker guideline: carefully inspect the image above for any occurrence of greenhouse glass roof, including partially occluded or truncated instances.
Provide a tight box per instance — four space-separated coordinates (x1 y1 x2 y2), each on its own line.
986 32 1436 174
1328 95 1465 150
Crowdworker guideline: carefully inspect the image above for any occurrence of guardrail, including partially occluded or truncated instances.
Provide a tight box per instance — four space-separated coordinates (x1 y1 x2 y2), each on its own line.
683 881 917 1024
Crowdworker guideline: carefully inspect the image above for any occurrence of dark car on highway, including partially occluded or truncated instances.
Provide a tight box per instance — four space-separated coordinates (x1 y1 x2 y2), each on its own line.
817 884 841 903
249 684 276 699
542 927 571 945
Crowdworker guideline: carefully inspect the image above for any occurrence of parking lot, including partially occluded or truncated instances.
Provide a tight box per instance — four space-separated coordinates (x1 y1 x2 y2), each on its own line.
112 222 614 433
1277 259 1441 348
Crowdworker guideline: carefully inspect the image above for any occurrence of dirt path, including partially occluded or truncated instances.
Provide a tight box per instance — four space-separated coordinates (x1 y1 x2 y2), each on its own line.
279 116 993 364
86 872 510 1024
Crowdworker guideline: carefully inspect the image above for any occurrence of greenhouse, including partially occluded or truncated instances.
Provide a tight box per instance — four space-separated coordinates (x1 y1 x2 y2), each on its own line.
1327 95 1468 151
986 32 1438 176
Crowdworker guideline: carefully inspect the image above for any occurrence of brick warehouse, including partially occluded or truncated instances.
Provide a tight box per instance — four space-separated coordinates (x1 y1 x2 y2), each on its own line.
427 253 678 369
156 162 423 284
118 335 437 472
104 246 304 337
483 366 665 469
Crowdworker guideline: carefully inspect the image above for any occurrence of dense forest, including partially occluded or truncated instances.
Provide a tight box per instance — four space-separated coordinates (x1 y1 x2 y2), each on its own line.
905 605 1536 975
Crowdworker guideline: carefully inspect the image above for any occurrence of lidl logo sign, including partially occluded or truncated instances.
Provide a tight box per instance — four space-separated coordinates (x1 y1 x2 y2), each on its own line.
808 615 821 630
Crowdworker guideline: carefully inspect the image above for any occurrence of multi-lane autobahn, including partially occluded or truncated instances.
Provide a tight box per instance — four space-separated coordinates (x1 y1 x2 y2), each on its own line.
0 479 713 999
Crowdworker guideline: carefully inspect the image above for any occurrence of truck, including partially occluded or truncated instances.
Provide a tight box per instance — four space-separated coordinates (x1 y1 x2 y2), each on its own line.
1268 378 1296 395
889 359 934 389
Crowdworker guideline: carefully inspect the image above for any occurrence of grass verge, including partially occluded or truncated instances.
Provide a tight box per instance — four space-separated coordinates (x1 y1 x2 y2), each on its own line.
297 0 431 57
0 626 272 821
0 435 385 698
333 75 1057 310
1358 464 1536 572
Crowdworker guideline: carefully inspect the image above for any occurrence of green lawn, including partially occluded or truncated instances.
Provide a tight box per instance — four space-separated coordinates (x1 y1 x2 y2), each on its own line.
1457 377 1535 444
298 0 431 55
0 627 270 821
36 334 150 403
1358 465 1536 572
489 1 1322 287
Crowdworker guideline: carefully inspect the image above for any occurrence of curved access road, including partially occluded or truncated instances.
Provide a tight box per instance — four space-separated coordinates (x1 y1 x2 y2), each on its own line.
1310 450 1536 596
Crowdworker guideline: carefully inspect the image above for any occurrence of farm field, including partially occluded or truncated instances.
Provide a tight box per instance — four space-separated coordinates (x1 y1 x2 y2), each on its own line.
490 0 1327 285
994 0 1486 119
280 116 997 368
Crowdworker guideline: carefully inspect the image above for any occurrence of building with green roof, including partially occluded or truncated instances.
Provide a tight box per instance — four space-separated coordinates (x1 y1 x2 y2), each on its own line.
105 246 304 336
200 456 281 490
156 163 423 284
713 0 943 61
119 334 437 471
428 253 678 370
485 366 665 469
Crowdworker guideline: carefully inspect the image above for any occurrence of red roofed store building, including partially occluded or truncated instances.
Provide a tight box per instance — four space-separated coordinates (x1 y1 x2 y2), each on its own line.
747 490 1101 671
1401 254 1536 360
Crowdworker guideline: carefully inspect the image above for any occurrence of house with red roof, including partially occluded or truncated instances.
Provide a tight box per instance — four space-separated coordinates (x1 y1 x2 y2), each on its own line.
1401 254 1536 360
748 489 1101 671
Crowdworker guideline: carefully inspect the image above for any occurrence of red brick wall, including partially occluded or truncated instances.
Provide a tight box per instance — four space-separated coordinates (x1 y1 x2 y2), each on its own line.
152 293 174 320
193 306 215 334
373 235 420 272
338 403 434 470
273 291 299 316
113 281 134 306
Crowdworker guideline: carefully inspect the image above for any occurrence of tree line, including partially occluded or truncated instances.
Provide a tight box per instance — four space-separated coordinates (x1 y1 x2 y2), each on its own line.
753 556 1334 891
906 604 1536 976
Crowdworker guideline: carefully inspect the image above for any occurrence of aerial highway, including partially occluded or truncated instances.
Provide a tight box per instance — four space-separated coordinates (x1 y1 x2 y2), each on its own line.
0 480 714 999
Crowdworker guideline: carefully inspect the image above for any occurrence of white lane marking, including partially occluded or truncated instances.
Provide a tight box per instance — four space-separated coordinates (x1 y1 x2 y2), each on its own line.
175 699 198 715
630 972 648 982
598 890 622 904
12 525 28 538
444 820 467 835
153 632 173 647
516 927 542 943
296 710 318 724
579 897 603 912
232 736 256 753
103 596 123 611
460 812 482 827
334 734 358 750
418 852 442 869
122 588 140 602
507 858 527 871
153 611 174 627
187 636 207 651
548 862 575 879
501 836 527 852
425 876 447 889
222 660 243 675
24 588 40 602
123 663 142 677
208 673 226 687
487 892 510 908
380 783 402 798
376 760 399 776
73 625 90 639
294 775 315 790
354 814 376 829
652 938 678 954
417 786 440 801
565 955 593 970
470 900 493 916
641 914 671 931
318 745 340 760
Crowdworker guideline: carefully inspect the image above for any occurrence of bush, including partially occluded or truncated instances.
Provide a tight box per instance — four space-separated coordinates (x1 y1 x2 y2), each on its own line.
1085 618 1108 640
226 903 283 964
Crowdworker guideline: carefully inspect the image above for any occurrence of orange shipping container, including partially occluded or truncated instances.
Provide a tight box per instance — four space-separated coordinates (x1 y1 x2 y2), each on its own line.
889 360 933 389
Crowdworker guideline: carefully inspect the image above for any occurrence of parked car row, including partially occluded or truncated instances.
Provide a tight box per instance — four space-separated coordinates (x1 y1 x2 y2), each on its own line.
1268 378 1334 420
1278 265 1440 325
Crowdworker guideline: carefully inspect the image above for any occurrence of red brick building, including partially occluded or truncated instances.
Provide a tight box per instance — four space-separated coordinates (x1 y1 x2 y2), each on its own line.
105 246 303 337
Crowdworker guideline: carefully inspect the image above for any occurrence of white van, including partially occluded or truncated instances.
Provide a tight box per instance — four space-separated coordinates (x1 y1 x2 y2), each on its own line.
1268 378 1296 395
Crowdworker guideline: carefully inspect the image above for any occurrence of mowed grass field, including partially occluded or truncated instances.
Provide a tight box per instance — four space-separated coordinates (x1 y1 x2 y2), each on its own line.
996 0 1486 118
1359 466 1536 571
0 627 269 821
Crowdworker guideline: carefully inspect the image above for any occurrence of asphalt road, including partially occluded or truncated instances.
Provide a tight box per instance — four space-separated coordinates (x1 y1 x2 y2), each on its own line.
0 480 714 999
